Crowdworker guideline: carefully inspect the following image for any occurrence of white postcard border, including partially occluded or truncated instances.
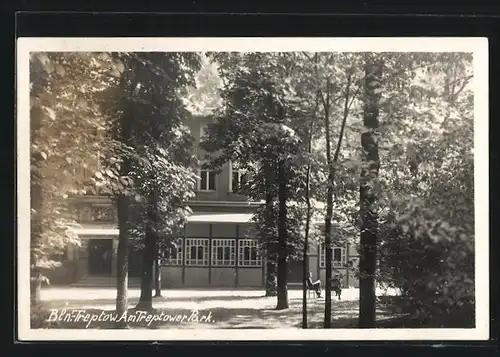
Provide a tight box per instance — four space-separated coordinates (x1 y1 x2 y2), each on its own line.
16 37 489 341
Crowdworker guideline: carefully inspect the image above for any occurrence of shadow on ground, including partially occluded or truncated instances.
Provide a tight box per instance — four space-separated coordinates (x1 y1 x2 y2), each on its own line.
33 291 474 329
43 294 265 309
33 296 412 330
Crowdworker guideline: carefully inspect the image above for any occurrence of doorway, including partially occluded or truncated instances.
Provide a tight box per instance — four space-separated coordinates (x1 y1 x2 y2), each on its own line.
88 239 113 276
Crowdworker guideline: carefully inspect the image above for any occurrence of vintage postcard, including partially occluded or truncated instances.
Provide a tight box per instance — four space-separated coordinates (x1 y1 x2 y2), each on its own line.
16 37 489 341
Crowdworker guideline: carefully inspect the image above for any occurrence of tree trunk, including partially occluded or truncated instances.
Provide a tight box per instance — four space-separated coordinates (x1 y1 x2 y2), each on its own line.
265 255 277 297
115 84 133 327
30 182 43 309
115 194 130 328
302 166 311 328
323 79 333 328
154 253 162 298
358 58 383 328
324 177 333 328
325 70 354 328
30 104 43 310
30 267 42 308
264 167 277 297
276 161 289 310
136 228 156 310
136 183 159 310
302 118 315 329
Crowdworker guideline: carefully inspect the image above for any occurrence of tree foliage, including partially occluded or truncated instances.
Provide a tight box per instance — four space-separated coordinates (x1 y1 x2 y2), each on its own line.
29 49 476 328
375 53 474 324
29 52 121 298
95 52 203 310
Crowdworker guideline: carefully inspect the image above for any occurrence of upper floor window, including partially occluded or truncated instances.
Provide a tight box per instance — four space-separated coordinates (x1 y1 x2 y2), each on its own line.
230 162 249 193
319 245 347 268
90 205 116 222
198 168 216 191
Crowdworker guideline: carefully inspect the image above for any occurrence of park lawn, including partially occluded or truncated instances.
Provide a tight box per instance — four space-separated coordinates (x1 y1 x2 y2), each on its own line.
33 287 407 329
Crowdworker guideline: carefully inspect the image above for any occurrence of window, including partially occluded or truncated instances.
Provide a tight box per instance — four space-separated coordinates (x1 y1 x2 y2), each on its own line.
161 238 183 266
319 244 347 268
198 169 216 191
238 239 262 267
211 239 236 267
230 162 249 193
91 206 116 222
185 238 209 266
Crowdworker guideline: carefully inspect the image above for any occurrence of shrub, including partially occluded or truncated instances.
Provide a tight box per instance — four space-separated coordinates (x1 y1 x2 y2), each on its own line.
30 305 61 329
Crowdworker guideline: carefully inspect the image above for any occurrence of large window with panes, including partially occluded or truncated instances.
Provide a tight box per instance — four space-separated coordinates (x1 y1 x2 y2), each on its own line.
161 238 183 266
185 238 209 266
211 239 236 267
319 244 347 268
238 239 262 267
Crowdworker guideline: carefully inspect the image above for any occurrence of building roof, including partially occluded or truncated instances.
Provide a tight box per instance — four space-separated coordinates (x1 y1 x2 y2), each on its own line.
70 212 255 236
187 212 253 223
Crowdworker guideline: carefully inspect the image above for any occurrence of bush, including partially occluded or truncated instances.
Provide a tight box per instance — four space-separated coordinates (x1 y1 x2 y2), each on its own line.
376 213 475 328
30 305 61 329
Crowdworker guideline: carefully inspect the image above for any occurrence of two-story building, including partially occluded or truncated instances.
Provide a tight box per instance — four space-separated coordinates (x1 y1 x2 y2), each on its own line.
47 116 359 289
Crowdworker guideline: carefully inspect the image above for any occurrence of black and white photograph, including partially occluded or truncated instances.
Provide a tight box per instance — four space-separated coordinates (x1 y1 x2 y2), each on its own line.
16 38 489 341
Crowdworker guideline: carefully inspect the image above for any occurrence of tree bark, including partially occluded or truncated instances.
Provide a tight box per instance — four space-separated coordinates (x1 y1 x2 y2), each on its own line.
358 58 383 328
30 176 43 309
135 199 157 311
30 104 43 310
154 252 162 297
324 169 334 328
115 80 133 328
302 155 312 328
264 166 277 297
276 161 289 310
302 86 321 329
326 70 355 328
323 79 333 328
115 194 130 328
265 255 277 297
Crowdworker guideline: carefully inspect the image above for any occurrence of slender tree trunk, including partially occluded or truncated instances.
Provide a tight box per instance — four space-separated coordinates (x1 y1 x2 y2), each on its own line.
115 194 130 328
358 58 383 328
302 156 312 328
324 173 333 328
30 177 43 309
265 260 277 296
323 79 333 328
276 161 289 310
264 167 277 297
302 108 317 328
136 198 157 311
136 181 159 310
322 72 354 328
154 249 162 297
30 104 43 310
136 231 156 310
115 84 133 327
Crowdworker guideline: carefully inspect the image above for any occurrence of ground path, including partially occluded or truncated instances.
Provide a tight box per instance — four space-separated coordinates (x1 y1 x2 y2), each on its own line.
38 287 402 329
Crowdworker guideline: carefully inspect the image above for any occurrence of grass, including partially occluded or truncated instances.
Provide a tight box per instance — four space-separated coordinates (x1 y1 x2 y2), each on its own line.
31 287 472 329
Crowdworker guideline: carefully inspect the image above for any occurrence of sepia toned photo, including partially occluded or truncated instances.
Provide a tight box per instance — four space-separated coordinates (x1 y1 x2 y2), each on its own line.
16 38 489 341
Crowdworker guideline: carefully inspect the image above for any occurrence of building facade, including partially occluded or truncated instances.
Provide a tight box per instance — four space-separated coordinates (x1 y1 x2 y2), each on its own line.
48 116 359 288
